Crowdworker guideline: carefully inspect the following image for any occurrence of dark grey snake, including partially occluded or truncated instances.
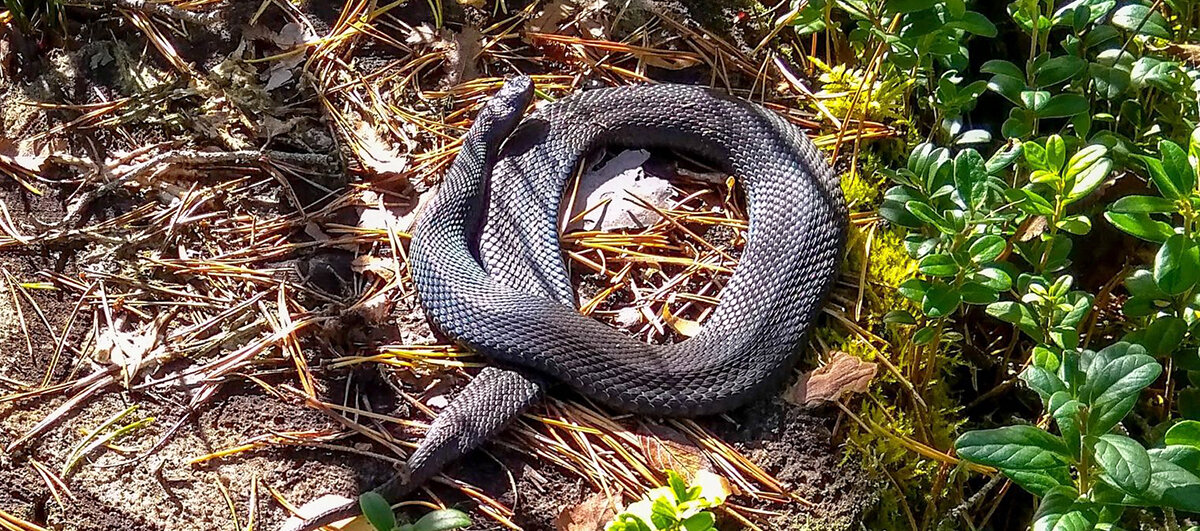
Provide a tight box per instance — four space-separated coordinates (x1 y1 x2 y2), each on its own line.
285 76 845 531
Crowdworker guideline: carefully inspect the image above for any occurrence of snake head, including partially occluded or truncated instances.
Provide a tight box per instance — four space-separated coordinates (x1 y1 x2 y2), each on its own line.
482 76 534 128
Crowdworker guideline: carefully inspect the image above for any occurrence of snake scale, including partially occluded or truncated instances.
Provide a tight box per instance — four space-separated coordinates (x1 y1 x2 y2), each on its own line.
285 76 846 531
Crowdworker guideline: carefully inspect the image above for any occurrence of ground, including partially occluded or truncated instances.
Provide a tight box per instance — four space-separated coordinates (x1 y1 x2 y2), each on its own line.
0 1 879 530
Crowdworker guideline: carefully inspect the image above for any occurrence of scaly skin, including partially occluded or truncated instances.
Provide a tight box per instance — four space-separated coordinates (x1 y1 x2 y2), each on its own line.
283 76 844 531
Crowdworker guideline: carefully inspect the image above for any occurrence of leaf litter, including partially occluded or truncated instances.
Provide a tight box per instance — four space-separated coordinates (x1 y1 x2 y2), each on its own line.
0 0 896 530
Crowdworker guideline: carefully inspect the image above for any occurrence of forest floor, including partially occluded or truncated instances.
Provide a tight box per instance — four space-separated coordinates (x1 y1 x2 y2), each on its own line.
0 1 885 530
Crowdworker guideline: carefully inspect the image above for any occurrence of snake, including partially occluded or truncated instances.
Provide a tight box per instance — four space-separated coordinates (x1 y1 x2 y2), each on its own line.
284 76 845 531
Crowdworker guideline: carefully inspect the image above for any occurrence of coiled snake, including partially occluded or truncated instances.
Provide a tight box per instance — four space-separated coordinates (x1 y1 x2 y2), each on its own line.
285 76 845 531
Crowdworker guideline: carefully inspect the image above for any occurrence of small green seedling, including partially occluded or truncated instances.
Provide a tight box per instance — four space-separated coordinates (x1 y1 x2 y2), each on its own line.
358 492 471 531
605 470 729 531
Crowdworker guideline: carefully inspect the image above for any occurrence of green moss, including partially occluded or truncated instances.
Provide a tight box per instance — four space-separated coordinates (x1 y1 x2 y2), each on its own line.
838 169 880 208
821 166 968 530
806 56 912 125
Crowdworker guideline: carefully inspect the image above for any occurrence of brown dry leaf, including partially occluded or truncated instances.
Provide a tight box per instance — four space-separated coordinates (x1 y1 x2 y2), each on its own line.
352 121 410 179
1164 43 1200 66
785 351 877 406
354 291 393 324
637 424 709 482
555 491 616 531
351 255 397 282
446 25 483 85
526 0 611 38
527 0 577 34
93 314 169 388
661 298 702 338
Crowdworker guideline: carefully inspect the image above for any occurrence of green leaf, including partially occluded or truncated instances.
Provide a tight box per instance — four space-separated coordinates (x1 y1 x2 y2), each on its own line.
954 425 1072 470
1176 349 1200 372
668 470 689 501
1021 90 1052 112
1140 316 1187 356
973 267 1013 291
1165 420 1200 449
961 282 999 304
968 235 1005 263
1024 141 1049 171
1111 3 1171 38
1139 153 1184 199
360 492 397 531
989 74 1027 105
1064 145 1111 202
1153 444 1200 472
1108 195 1177 213
897 278 929 303
956 129 992 145
1094 434 1153 494
987 301 1044 341
1037 94 1089 118
880 186 925 227
1033 487 1098 531
1139 452 1200 511
1126 268 1165 297
651 496 678 528
953 149 988 209
1034 55 1087 87
885 0 936 13
1049 392 1084 459
1086 344 1162 434
1007 466 1075 497
1046 135 1066 173
1002 111 1035 139
922 283 961 318
987 141 1023 174
784 1 827 34
1161 139 1196 196
883 310 917 325
412 509 472 531
1007 188 1056 216
680 511 715 531
981 60 1025 81
1154 234 1200 295
1022 365 1067 400
905 201 955 234
912 325 939 345
946 11 998 36
1104 212 1175 242
1055 215 1091 235
1090 63 1130 99
1183 388 1200 420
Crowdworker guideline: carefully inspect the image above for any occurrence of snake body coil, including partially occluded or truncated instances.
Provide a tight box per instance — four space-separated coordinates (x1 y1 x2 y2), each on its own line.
285 76 845 531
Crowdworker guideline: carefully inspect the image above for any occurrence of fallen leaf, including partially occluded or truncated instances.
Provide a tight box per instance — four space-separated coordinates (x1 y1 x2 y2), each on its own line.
661 296 702 338
351 255 397 282
280 494 368 531
637 424 709 482
556 491 616 531
93 314 169 388
405 23 439 45
785 351 877 405
563 150 676 232
446 25 483 85
354 291 393 324
526 0 611 39
612 307 641 328
352 121 410 179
